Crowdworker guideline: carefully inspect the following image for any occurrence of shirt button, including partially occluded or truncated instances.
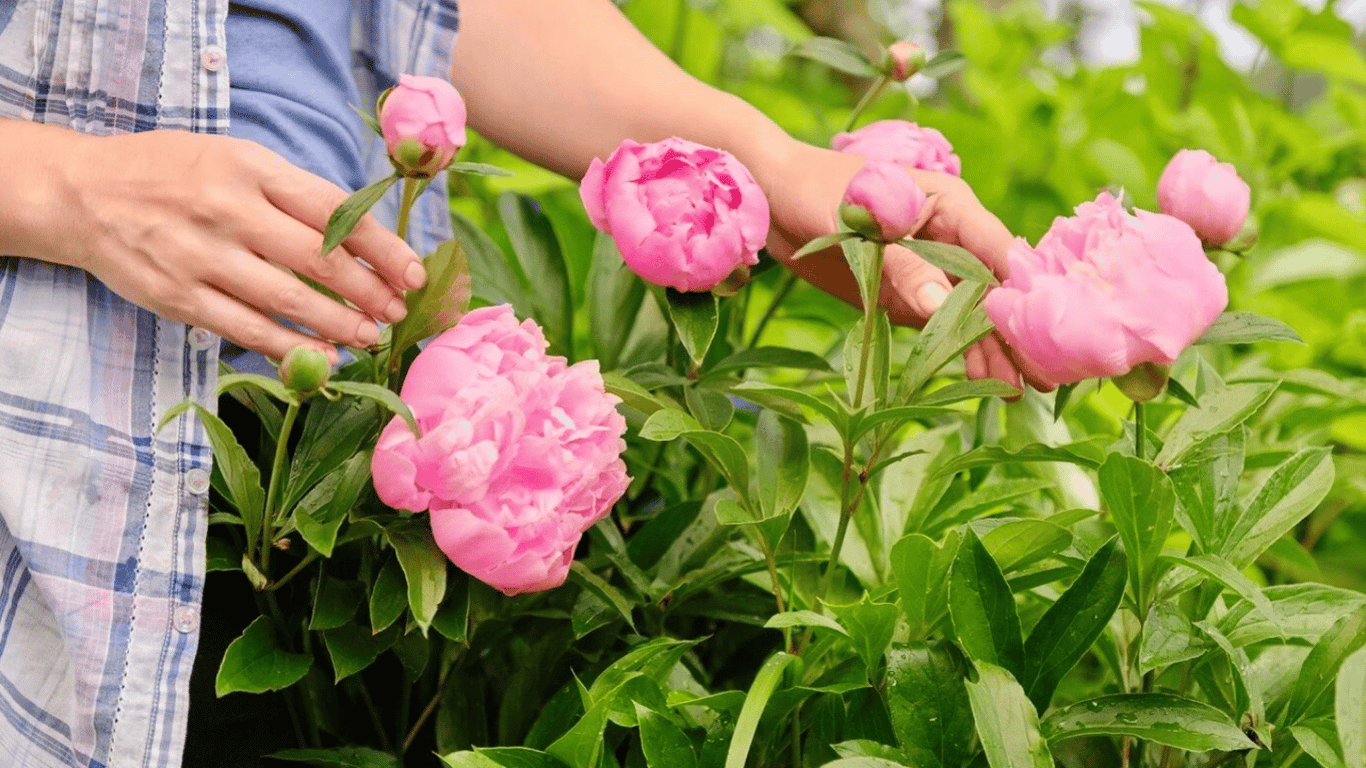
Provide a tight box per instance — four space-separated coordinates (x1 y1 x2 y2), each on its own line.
200 45 226 72
188 327 215 351
173 606 200 634
186 468 211 496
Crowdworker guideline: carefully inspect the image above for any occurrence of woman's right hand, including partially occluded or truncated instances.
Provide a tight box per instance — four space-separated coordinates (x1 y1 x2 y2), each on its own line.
1 121 426 363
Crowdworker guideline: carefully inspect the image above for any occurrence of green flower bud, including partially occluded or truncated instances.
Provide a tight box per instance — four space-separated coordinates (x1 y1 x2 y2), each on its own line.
280 346 331 395
1113 362 1169 403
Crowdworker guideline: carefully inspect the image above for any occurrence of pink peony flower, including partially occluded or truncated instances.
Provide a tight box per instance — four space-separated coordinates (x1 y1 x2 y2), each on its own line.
831 120 962 176
379 74 467 178
1157 149 1251 247
984 192 1228 387
371 305 630 596
840 161 927 243
579 137 770 292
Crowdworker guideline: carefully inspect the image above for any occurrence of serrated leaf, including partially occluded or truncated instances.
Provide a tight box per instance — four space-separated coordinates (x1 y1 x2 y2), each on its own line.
215 616 312 696
322 175 400 256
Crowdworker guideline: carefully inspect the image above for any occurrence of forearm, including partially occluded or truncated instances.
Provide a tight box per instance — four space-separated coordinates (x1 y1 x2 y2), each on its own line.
449 0 798 183
0 119 86 267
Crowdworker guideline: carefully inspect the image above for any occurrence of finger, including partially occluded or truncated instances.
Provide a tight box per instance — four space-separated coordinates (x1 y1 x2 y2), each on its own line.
994 330 1057 393
188 286 339 365
910 173 1015 279
205 248 383 348
881 242 952 327
965 342 989 381
240 206 409 323
256 157 427 291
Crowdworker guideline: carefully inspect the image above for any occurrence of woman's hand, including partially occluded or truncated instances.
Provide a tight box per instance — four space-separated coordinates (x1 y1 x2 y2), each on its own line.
760 141 1052 391
1 121 426 363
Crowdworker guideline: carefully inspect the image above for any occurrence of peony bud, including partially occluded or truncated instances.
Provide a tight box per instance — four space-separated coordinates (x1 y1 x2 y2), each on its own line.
885 42 927 82
379 74 467 178
1157 149 1251 248
841 161 927 243
1112 362 1169 403
279 346 331 394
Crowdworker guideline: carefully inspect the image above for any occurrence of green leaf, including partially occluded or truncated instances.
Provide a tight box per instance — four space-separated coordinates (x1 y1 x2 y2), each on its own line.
729 381 842 427
385 518 448 635
755 410 809 522
638 410 750 492
1139 600 1208 672
284 396 378 513
1291 723 1348 768
949 529 1023 677
1166 376 1200 408
432 576 470 643
1224 448 1335 569
635 703 698 768
921 49 967 78
819 759 913 768
273 746 402 768
848 405 955 444
898 282 993 402
1041 694 1257 752
931 439 1105 478
1196 311 1303 345
685 386 734 432
1283 604 1366 726
1281 32 1366 84
322 621 399 683
368 555 407 635
159 401 265 545
218 372 294 405
567 561 636 631
1019 537 1127 712
892 531 958 636
725 652 795 768
707 346 833 376
788 36 877 77
792 231 859 260
979 518 1073 574
842 238 885 321
447 161 515 177
1155 382 1277 468
763 610 848 636
966 663 1053 768
588 234 647 371
322 175 399 256
1052 383 1077 420
831 598 900 679
886 642 974 768
293 452 372 557
310 576 362 631
391 238 472 354
932 480 1054 533
1098 455 1175 611
1339 648 1366 768
499 193 572 352
900 239 999 285
328 381 419 438
215 616 312 696
452 211 535 320
446 748 568 768
1163 554 1281 634
665 288 720 366
915 379 1021 406
1169 429 1245 555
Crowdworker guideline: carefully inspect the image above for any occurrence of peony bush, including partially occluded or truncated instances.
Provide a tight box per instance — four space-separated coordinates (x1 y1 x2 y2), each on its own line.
186 6 1366 768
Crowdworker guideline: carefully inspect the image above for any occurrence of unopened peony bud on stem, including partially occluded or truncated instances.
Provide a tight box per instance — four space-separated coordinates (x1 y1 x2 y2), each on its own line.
1157 149 1250 248
1113 362 1169 403
841 161 926 243
885 42 927 81
279 346 331 395
379 75 467 178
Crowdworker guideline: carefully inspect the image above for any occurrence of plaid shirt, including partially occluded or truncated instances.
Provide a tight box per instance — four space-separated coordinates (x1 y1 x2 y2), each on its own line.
0 1 457 765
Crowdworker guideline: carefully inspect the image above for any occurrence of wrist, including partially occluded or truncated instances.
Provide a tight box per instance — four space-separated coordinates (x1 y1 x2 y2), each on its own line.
0 120 92 267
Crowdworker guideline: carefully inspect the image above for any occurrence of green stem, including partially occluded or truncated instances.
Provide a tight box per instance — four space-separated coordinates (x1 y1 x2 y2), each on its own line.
267 550 319 592
850 244 885 410
260 401 301 576
396 177 420 242
841 75 890 134
1134 400 1146 460
354 676 395 753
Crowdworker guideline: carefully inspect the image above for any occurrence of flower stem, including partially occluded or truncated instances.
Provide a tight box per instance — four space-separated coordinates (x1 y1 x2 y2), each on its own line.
841 75 890 134
267 550 319 592
396 177 420 243
1134 400 1146 460
850 244 885 411
260 401 301 576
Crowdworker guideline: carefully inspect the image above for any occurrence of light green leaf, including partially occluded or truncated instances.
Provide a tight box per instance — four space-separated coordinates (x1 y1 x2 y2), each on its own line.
788 36 877 77
635 703 698 768
921 49 967 78
898 282 993 402
1163 554 1281 634
966 663 1053 768
1284 605 1366 726
447 161 515 177
755 410 809 522
1098 455 1175 612
1291 723 1348 768
1224 448 1335 569
638 409 750 493
725 652 795 768
1339 648 1366 768
440 747 568 768
328 381 419 438
385 518 448 635
915 379 1022 406
1155 382 1277 468
792 231 858 260
892 530 958 636
831 598 899 679
1195 311 1303 346
159 401 265 546
900 239 999 285
391 238 472 354
763 610 848 636
322 175 399 256
1041 694 1256 752
949 529 1023 677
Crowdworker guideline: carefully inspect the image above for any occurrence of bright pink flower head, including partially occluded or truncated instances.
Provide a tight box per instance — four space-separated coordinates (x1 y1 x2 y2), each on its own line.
379 74 467 178
984 193 1228 387
371 305 630 596
579 137 770 292
1157 149 1251 247
831 120 962 176
840 161 927 242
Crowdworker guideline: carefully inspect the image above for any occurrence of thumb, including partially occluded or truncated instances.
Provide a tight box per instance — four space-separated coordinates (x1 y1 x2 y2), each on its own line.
880 241 952 327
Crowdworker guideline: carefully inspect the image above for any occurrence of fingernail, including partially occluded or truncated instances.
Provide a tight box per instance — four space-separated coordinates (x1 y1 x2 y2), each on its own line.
916 283 949 314
356 321 380 347
385 296 408 323
405 260 427 290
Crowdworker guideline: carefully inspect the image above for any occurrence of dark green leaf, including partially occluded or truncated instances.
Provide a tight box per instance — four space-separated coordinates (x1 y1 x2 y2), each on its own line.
831 598 899 678
755 410 809 521
293 452 371 557
1019 537 1127 712
1162 554 1281 633
159 401 265 544
1041 694 1256 752
432 576 471 643
892 531 958 636
452 210 535 319
328 381 419 438
886 642 974 768
322 622 399 683
369 556 407 635
1224 447 1334 569
635 704 698 768
1052 383 1077 420
1139 600 1209 672
900 239 999 285
949 529 1023 677
685 386 734 432
386 518 448 635
638 410 750 492
842 238 883 325
215 616 312 696
273 746 402 768
218 372 294 405
1098 455 1175 611
966 662 1053 768
788 36 877 76
284 396 378 513
665 288 720 366
499 193 572 352
567 562 636 631
932 440 1106 478
707 346 833 376
979 518 1073 574
391 238 472 354
322 175 399 256
1166 376 1200 408
310 576 362 631
588 234 647 371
